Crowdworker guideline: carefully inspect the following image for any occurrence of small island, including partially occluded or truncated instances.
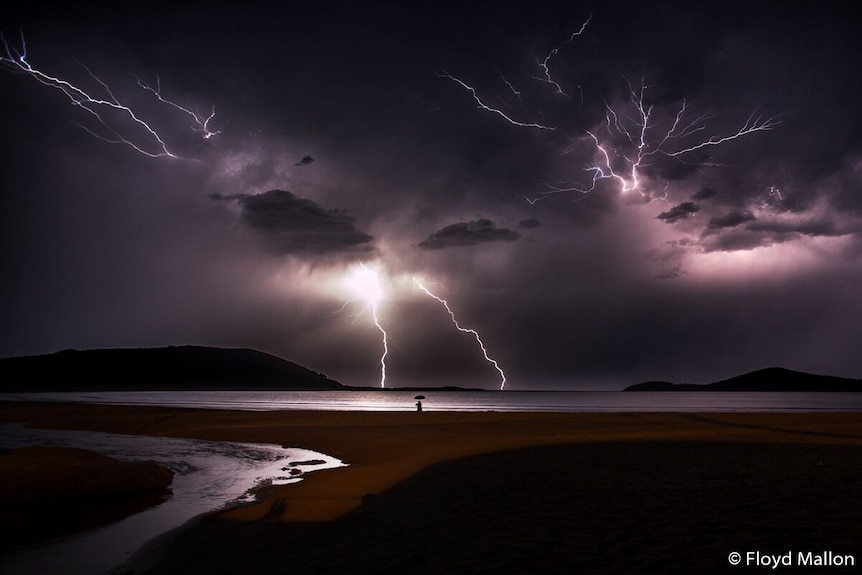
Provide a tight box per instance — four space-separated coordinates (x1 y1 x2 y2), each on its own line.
624 367 862 392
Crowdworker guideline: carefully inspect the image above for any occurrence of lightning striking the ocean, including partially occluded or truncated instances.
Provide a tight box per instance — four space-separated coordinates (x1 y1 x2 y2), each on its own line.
0 31 218 158
415 279 507 390
347 263 389 388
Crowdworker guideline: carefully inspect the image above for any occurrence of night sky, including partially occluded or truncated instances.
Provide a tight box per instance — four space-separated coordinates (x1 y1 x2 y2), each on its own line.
2 1 861 389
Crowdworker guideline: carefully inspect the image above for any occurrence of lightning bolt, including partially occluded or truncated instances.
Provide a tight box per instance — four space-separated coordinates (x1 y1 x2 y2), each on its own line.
439 18 781 203
437 70 556 131
528 79 781 202
415 279 507 390
1 31 219 158
497 69 523 104
532 14 592 102
347 263 389 388
135 76 221 140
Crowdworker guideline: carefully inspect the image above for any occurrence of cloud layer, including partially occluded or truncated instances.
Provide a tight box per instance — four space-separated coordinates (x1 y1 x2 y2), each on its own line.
211 190 374 257
418 219 520 250
2 1 861 389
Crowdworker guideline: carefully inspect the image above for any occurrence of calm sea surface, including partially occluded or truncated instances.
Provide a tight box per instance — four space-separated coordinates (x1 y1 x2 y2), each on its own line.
3 389 862 412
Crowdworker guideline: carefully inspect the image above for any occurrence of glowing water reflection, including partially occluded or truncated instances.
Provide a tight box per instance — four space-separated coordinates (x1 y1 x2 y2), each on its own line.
0 424 345 575
4 390 861 412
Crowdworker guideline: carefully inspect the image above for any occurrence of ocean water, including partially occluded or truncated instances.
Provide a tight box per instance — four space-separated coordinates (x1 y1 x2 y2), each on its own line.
0 423 345 575
3 389 862 412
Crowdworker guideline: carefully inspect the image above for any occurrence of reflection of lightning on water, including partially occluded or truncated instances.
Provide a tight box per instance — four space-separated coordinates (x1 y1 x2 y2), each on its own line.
440 18 780 203
347 263 389 388
0 31 218 158
415 279 507 390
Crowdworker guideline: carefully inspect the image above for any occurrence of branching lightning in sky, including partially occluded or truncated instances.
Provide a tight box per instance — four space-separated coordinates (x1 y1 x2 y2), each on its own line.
437 71 556 131
440 18 780 204
536 79 782 201
415 279 507 390
136 76 221 140
347 263 389 388
0 31 218 158
498 69 523 104
532 15 592 102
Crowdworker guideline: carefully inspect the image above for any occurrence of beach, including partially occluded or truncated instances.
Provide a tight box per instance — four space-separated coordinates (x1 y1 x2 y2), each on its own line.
1 402 860 573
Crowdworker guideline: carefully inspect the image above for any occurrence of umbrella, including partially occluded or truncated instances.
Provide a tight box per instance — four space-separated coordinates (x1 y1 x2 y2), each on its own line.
414 395 426 400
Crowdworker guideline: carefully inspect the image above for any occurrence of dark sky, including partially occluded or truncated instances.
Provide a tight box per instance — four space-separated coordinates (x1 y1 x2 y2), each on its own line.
2 1 861 389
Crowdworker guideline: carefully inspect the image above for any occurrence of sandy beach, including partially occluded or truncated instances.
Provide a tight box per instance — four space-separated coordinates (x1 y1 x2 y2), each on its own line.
1 402 860 573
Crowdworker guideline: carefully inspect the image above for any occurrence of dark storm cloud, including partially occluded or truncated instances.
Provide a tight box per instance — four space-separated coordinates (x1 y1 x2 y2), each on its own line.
418 219 520 250
656 202 699 224
700 214 847 252
3 1 862 389
706 209 756 231
655 264 683 279
640 155 705 182
747 217 842 238
208 193 245 201
700 209 847 251
212 190 373 257
692 187 718 201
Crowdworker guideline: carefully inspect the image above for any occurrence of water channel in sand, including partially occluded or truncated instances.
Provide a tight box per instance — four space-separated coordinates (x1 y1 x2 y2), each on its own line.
0 423 345 575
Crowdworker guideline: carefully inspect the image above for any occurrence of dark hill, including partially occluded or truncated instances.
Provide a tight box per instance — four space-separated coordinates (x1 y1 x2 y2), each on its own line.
625 367 861 392
0 346 343 391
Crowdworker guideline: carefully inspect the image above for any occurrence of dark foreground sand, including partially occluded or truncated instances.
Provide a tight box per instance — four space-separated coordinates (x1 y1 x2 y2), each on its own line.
1 403 860 574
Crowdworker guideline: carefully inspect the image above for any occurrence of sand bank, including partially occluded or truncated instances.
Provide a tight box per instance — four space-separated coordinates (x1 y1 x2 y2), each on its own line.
1 403 860 573
0 444 174 553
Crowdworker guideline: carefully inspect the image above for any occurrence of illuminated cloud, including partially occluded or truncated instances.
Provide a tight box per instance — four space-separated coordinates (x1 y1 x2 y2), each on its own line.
2 2 861 388
211 190 373 257
699 230 773 252
418 219 521 250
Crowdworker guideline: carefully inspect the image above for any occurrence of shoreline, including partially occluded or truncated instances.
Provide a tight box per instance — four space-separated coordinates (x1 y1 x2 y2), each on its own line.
1 403 860 521
2 403 861 573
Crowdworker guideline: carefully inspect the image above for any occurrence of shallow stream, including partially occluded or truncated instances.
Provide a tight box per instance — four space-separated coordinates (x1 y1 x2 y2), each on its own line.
0 423 345 575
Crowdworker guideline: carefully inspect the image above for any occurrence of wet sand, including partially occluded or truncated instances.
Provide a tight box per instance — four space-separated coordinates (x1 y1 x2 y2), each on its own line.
1 403 860 573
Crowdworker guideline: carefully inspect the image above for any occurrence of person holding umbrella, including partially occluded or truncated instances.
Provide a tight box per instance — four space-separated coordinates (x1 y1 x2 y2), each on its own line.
414 395 425 412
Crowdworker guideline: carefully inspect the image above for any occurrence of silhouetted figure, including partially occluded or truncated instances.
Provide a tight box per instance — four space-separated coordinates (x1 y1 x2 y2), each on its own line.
415 400 423 412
